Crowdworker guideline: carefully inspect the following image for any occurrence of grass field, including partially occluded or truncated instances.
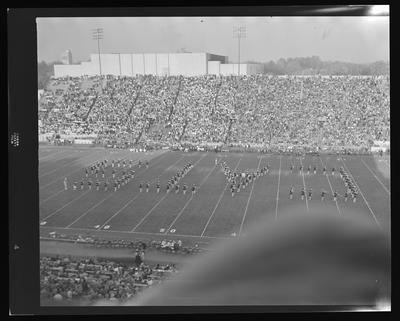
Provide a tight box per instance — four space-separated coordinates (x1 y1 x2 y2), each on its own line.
39 146 390 248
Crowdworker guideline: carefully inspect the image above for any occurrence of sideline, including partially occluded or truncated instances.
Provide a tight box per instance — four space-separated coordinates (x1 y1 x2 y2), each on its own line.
40 239 191 265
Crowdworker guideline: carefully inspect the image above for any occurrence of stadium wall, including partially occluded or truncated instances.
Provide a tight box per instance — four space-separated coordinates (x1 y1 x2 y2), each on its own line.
91 54 120 75
144 53 157 75
81 61 96 75
246 64 264 75
54 64 88 77
120 54 132 76
208 61 221 75
207 53 228 63
54 52 262 77
157 54 170 76
132 54 145 75
220 63 248 76
168 53 207 76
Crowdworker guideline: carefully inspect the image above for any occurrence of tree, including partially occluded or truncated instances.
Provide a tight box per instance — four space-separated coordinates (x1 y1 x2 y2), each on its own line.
38 61 51 89
263 61 285 75
369 61 389 75
286 59 302 74
37 60 62 89
260 56 388 76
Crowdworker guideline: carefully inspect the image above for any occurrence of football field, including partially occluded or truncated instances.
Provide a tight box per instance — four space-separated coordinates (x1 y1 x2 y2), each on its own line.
39 146 391 247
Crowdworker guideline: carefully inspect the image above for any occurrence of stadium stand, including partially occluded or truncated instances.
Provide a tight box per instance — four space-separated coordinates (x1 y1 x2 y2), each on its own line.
39 75 390 152
40 255 178 303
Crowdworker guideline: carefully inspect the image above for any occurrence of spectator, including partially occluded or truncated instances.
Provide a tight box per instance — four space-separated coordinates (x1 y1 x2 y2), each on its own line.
40 254 177 304
39 75 389 152
134 252 142 266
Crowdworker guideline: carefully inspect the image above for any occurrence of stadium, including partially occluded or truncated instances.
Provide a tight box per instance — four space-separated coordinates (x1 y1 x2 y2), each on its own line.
37 18 390 307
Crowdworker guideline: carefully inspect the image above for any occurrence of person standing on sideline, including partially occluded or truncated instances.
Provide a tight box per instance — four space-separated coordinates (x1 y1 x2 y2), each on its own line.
289 186 294 200
183 184 187 195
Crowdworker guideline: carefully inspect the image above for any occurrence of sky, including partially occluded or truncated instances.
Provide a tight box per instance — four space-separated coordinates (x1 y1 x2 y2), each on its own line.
37 16 389 64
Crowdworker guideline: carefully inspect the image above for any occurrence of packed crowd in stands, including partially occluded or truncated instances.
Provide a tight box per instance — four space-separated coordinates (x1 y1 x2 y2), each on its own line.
40 254 178 303
40 231 200 303
39 74 390 150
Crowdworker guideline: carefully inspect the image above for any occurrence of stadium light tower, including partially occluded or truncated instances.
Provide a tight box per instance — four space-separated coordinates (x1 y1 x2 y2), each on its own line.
92 28 104 76
233 25 246 76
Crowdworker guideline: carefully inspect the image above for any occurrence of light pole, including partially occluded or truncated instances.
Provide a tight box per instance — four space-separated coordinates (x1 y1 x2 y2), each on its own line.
233 25 246 76
92 28 103 76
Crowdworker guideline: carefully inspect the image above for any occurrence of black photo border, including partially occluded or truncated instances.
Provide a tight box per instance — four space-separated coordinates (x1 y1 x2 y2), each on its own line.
8 3 394 317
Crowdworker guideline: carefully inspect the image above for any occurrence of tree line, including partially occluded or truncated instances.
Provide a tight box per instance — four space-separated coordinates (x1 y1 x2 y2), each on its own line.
253 56 389 76
38 61 61 89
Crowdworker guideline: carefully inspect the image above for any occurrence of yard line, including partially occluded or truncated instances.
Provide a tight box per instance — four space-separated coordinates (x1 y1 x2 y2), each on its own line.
165 158 218 234
46 226 230 240
146 153 185 186
165 195 194 234
131 153 207 232
381 160 391 172
238 156 263 235
200 156 243 237
299 157 309 212
38 153 77 171
319 157 341 215
98 194 141 230
40 189 65 204
383 159 390 168
289 156 294 167
377 157 390 169
39 150 167 190
63 152 177 229
275 156 282 220
42 190 92 221
39 153 150 203
65 193 116 228
39 149 67 161
39 151 104 178
360 158 390 196
97 154 186 230
130 195 172 232
39 152 110 190
341 159 381 229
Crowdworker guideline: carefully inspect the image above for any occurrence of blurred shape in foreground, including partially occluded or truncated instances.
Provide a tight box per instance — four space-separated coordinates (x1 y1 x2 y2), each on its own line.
123 206 390 308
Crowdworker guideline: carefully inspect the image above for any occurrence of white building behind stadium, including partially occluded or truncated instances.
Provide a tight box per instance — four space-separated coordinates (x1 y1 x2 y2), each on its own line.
54 52 264 77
